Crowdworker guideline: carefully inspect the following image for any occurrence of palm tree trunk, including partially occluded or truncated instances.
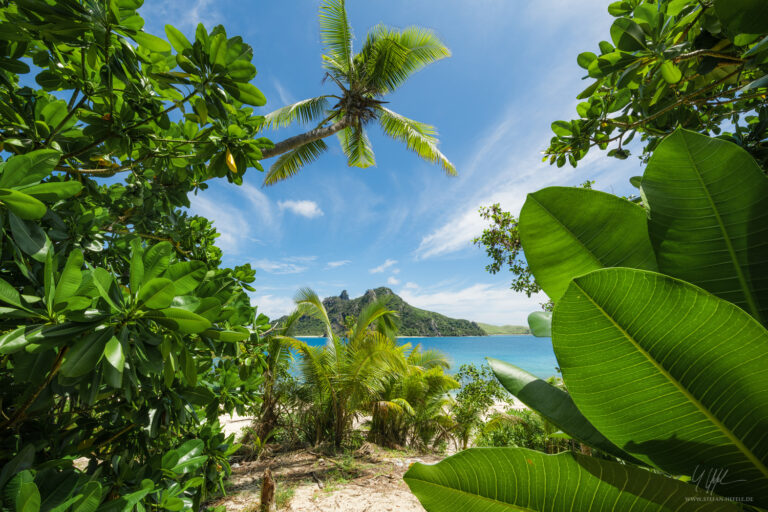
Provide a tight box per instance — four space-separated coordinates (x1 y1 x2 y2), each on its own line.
261 119 348 159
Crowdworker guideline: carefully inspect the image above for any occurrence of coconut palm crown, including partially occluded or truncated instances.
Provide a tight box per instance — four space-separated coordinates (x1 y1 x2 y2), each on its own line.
259 0 455 186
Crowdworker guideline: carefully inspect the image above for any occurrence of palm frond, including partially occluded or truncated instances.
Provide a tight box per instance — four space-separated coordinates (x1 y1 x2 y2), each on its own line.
319 0 353 74
350 298 398 344
337 125 376 168
294 287 334 338
359 25 450 94
259 96 331 130
263 139 328 186
377 107 456 175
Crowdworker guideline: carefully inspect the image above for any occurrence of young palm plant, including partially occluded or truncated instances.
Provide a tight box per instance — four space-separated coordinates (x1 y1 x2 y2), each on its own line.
279 288 408 447
259 0 455 185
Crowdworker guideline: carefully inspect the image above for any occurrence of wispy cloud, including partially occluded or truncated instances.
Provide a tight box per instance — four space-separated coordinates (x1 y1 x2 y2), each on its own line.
253 258 309 275
404 282 419 290
252 294 295 319
399 283 547 325
370 259 397 274
140 0 223 33
278 200 324 218
272 79 294 106
387 276 400 286
326 260 351 269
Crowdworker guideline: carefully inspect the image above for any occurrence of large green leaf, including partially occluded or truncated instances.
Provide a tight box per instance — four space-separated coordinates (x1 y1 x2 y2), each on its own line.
143 308 211 333
18 181 83 202
526 311 551 337
137 278 176 310
0 189 47 220
554 267 768 505
60 327 114 378
0 149 60 188
642 128 768 324
9 213 51 262
54 249 84 306
164 261 205 295
142 242 172 284
404 448 735 511
3 470 41 512
487 358 640 463
519 187 657 301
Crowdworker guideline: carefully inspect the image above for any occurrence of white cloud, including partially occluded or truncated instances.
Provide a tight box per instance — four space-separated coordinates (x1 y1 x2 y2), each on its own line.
272 79 294 106
370 259 398 274
404 282 419 290
399 283 547 325
326 260 351 269
387 276 401 286
278 200 324 219
140 0 222 32
253 258 308 275
252 294 295 320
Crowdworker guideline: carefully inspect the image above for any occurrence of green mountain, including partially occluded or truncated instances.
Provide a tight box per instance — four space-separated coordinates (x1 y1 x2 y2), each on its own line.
477 323 530 335
276 287 487 337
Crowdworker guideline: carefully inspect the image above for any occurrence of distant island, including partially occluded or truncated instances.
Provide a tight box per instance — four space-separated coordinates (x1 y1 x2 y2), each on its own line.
274 287 529 337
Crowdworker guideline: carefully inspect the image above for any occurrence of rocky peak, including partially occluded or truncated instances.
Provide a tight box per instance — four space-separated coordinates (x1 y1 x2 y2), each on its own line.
339 290 349 301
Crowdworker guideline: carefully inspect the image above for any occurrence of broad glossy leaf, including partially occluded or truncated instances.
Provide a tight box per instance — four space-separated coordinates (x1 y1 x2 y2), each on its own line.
131 31 171 53
0 149 60 188
0 445 34 489
0 189 47 220
519 187 657 301
642 129 768 324
220 80 266 106
164 261 205 295
201 328 249 342
164 24 192 53
137 278 176 310
610 18 646 51
488 358 640 463
18 181 83 202
104 335 125 371
142 242 172 283
554 268 768 505
143 308 211 333
3 470 41 512
60 327 114 378
129 239 144 294
405 448 734 511
0 277 26 310
70 480 102 512
169 439 205 474
9 213 51 261
54 249 83 306
526 311 551 337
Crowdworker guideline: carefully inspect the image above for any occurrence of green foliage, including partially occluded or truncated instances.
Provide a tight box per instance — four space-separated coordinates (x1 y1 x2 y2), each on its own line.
475 322 529 335
0 2 271 510
448 363 509 450
545 0 768 169
261 0 454 184
407 130 768 510
406 448 737 511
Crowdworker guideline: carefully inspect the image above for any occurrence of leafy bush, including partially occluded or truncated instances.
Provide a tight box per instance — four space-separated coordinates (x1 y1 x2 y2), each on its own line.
0 1 272 509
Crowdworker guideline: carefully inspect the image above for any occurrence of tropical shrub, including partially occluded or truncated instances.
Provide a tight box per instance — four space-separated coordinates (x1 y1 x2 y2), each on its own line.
368 345 458 450
0 1 273 509
405 130 768 510
544 0 768 169
447 363 510 450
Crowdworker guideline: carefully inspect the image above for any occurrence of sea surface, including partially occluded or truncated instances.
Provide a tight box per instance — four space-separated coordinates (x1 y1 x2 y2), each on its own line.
297 335 559 379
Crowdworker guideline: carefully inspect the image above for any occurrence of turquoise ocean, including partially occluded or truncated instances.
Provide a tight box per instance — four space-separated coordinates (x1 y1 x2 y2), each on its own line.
298 335 559 379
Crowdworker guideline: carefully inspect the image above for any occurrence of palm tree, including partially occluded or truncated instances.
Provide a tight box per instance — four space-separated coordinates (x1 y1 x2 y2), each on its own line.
369 345 458 449
279 288 407 447
259 0 455 185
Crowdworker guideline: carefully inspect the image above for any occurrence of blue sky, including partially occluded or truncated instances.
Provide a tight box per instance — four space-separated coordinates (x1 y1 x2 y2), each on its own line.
139 0 645 324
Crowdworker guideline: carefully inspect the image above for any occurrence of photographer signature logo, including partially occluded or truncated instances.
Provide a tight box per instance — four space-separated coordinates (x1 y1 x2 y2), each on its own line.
690 465 747 494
